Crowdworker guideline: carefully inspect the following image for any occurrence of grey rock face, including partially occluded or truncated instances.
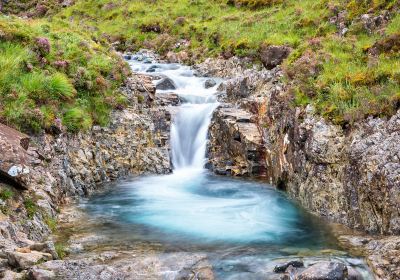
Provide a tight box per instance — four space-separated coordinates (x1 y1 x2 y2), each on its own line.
296 262 347 280
0 72 173 275
204 55 400 279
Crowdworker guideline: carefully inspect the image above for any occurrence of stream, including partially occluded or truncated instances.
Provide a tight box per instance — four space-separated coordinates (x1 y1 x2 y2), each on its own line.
61 56 374 279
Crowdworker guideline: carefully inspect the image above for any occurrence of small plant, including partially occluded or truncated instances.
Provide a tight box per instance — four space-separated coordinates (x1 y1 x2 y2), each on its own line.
44 216 58 231
55 242 67 259
0 189 14 201
24 198 38 219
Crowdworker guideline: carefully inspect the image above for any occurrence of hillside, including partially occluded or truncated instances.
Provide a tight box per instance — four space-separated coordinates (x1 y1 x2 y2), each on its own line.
56 0 400 125
0 0 399 131
0 14 129 133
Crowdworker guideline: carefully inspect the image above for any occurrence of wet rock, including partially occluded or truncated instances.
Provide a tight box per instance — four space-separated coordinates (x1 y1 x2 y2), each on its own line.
204 78 217 88
156 77 177 90
7 250 53 270
296 261 347 280
146 65 159 73
273 259 304 273
259 45 291 70
347 267 363 280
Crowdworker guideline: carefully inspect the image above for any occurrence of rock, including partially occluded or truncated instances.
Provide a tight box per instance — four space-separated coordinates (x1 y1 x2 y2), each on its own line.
0 123 31 189
1 270 25 280
259 45 291 70
156 77 177 90
204 79 217 88
28 268 56 280
347 267 363 280
225 77 252 99
30 241 59 260
146 65 159 73
207 107 265 177
296 262 347 280
7 250 53 270
273 260 304 273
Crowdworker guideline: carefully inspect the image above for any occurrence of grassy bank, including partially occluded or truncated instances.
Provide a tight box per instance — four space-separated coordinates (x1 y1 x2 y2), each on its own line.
57 0 399 125
1 0 399 131
0 15 129 133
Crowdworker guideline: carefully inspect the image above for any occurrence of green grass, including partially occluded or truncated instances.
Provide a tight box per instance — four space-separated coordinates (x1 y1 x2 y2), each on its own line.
0 15 130 133
1 0 399 128
44 216 58 232
0 189 14 201
24 197 37 219
55 242 68 259
53 0 400 125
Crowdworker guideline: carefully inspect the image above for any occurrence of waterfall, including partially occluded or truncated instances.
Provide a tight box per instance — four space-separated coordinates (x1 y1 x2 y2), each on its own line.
171 102 218 169
128 59 219 170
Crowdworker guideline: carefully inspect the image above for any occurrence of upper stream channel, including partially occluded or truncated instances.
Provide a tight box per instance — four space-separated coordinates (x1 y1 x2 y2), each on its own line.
59 56 374 279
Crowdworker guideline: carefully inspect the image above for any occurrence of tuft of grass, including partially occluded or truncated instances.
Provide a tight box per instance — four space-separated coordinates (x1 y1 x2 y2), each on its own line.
0 15 130 133
44 216 58 232
62 106 93 132
55 242 67 259
24 198 38 219
0 189 14 201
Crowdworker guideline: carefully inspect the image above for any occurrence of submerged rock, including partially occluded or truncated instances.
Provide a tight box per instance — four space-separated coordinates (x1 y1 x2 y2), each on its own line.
273 259 304 273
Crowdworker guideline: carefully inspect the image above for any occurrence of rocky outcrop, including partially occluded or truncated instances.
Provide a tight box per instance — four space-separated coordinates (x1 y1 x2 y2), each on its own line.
339 234 400 280
0 124 31 189
208 107 265 176
0 71 172 276
206 57 400 235
205 56 400 278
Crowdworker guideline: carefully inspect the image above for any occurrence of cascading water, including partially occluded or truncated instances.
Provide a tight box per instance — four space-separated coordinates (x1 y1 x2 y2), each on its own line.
129 59 219 170
76 56 373 279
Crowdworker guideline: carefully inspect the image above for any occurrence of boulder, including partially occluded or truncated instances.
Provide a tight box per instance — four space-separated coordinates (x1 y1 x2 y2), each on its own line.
296 261 347 280
7 250 53 270
204 79 217 89
259 45 291 70
30 241 59 260
0 123 31 189
156 78 177 91
146 65 160 73
28 268 56 280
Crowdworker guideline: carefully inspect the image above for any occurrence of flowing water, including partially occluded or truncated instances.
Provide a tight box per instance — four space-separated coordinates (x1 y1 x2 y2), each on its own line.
73 55 373 279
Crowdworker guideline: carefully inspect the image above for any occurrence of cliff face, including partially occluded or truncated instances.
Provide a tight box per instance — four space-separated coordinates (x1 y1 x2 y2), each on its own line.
0 72 171 276
203 58 400 236
202 57 400 279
